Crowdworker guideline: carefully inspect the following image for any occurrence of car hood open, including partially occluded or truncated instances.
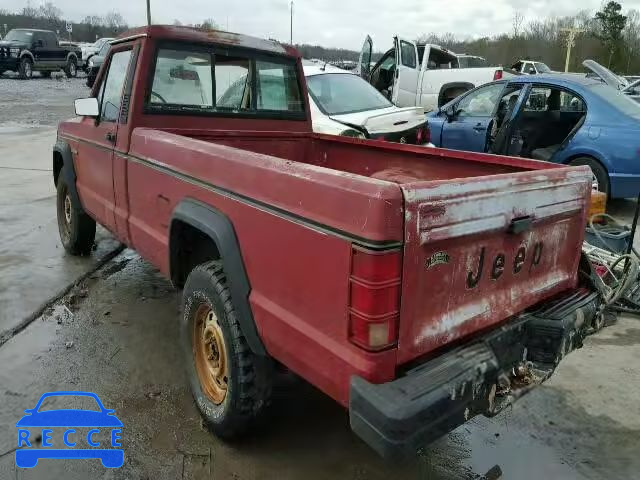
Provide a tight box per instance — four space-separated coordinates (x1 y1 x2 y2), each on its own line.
583 59 628 90
330 106 425 135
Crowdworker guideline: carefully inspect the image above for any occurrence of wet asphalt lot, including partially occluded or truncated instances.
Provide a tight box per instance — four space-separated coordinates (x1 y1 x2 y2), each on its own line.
1 73 640 479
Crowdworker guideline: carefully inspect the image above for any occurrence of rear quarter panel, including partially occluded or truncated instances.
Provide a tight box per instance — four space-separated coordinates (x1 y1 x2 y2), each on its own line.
126 129 403 405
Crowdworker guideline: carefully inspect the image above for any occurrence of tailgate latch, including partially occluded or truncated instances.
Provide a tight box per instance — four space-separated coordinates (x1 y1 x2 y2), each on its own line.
508 216 532 235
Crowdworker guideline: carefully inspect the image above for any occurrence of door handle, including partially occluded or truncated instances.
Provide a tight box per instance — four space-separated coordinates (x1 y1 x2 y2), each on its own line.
105 132 116 143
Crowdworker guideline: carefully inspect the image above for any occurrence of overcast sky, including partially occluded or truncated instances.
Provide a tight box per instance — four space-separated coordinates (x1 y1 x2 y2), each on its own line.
5 0 640 49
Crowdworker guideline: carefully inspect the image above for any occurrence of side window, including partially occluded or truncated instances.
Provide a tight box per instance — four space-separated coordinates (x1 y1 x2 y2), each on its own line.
100 50 133 123
400 41 416 69
359 37 372 77
560 91 586 112
457 83 505 117
44 32 57 47
31 33 42 47
525 87 551 111
256 60 303 111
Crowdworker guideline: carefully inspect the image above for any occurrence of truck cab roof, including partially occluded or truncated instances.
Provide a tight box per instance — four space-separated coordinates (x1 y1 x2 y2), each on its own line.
114 25 298 57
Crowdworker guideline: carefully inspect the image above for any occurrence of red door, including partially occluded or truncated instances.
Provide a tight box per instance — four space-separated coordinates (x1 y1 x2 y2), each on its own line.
74 47 134 234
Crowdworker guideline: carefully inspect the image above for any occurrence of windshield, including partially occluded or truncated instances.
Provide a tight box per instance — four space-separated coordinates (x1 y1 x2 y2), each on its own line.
534 62 551 73
306 73 392 115
5 30 34 43
589 83 640 117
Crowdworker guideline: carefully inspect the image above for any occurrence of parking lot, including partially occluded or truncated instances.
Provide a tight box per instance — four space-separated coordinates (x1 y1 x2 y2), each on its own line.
0 73 639 479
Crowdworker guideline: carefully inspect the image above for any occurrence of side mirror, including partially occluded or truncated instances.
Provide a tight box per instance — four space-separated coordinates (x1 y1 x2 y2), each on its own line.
34 39 43 48
74 97 99 117
528 67 536 75
443 105 457 122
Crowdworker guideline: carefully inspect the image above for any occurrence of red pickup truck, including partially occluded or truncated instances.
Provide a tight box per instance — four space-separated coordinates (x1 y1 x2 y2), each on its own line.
54 26 600 459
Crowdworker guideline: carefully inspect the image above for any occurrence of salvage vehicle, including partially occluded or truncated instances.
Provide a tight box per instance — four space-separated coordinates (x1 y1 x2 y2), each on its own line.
0 29 80 79
55 25 599 460
583 59 640 103
511 60 553 75
303 61 430 143
81 37 114 70
427 73 640 198
357 36 515 111
85 41 111 88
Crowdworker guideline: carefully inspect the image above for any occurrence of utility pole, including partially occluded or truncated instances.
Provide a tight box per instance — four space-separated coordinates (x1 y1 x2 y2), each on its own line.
560 27 585 72
146 0 151 26
290 0 294 45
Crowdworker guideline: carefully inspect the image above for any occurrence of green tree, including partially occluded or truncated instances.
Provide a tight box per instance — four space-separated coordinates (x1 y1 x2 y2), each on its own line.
594 1 627 68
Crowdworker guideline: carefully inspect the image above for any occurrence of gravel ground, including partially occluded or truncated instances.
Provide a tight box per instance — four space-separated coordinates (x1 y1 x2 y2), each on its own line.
0 72 89 129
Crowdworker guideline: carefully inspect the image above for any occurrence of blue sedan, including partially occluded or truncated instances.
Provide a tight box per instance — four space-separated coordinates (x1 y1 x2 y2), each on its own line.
427 74 640 198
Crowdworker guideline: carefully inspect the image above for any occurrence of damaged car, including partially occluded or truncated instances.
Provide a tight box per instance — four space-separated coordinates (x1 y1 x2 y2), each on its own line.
427 73 640 198
357 35 516 111
303 61 430 144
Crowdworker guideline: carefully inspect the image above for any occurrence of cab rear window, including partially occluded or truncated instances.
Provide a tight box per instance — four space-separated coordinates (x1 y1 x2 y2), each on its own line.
146 45 305 119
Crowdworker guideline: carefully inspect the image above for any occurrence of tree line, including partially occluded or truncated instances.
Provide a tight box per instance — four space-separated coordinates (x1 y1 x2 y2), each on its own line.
2 1 638 75
0 3 217 43
297 2 640 75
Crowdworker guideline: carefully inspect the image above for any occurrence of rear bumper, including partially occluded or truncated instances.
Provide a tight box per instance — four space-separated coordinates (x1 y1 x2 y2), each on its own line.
349 288 599 460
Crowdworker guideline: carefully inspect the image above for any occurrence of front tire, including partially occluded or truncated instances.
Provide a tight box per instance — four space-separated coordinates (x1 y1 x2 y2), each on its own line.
569 157 610 197
64 57 78 78
182 261 272 439
56 176 96 255
18 57 33 80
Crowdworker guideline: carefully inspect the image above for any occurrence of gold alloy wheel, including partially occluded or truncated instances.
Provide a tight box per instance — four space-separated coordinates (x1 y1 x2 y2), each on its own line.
193 305 228 405
59 191 72 243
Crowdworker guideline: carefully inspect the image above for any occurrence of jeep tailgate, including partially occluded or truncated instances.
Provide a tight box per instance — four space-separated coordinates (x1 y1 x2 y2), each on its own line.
397 166 592 364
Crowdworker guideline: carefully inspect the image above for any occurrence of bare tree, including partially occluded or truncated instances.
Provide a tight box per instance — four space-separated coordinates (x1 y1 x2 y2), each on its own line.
38 2 62 21
513 11 525 38
21 1 38 17
104 11 126 29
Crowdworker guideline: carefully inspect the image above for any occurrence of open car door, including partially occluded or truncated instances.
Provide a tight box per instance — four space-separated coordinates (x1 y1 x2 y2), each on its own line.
392 36 419 107
358 35 373 81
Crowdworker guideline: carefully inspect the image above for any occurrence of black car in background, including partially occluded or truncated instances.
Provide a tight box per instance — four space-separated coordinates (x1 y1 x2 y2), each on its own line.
86 40 111 87
0 28 81 79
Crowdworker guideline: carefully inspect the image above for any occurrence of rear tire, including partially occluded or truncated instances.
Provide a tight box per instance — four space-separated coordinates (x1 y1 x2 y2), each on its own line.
569 157 609 197
182 261 273 439
64 57 78 78
56 176 96 255
18 57 33 80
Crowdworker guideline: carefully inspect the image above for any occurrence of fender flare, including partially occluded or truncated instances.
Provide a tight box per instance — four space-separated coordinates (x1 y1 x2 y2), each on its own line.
19 50 35 62
438 82 475 107
170 199 266 356
52 139 82 209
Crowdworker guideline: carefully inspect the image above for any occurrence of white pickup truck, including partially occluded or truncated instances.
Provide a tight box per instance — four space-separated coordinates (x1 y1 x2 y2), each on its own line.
357 36 516 112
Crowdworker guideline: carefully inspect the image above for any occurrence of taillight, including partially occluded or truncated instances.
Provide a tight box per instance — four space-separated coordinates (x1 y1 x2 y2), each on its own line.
349 247 402 351
493 70 503 81
423 124 431 144
416 127 423 144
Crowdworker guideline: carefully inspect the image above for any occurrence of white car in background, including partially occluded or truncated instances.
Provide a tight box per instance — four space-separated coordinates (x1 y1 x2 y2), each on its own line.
303 62 431 145
81 37 114 68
